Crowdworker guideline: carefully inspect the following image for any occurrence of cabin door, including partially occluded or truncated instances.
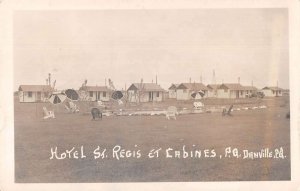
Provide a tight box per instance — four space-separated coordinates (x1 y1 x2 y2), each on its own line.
149 92 153 101
97 92 100 100
36 92 42 101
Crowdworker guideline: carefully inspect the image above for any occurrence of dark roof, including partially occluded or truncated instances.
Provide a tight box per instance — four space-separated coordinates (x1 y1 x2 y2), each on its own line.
262 86 284 91
177 83 209 91
168 84 180 90
128 83 165 91
79 86 110 92
207 84 221 90
219 83 244 90
19 85 53 92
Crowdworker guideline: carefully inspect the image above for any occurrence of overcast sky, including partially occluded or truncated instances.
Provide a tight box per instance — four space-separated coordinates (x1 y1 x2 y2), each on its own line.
14 9 289 90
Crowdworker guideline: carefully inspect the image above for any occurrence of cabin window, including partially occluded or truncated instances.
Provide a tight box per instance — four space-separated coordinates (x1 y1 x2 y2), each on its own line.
156 92 159 97
89 92 93 97
240 91 243 95
28 91 32 97
272 90 275 94
103 92 106 97
279 90 281 94
224 89 228 93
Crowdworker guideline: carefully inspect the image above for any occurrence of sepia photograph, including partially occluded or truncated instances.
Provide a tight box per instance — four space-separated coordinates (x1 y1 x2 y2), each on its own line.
12 8 291 183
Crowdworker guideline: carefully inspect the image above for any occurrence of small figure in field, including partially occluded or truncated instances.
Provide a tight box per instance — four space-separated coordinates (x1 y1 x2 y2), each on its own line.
222 105 233 116
91 108 102 120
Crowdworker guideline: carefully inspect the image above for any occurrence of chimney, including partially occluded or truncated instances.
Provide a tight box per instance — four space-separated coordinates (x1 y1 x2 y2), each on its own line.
48 73 51 85
212 70 216 85
46 79 48 85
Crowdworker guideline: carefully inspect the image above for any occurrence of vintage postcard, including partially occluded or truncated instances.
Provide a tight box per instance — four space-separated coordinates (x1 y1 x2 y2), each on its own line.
1 0 300 190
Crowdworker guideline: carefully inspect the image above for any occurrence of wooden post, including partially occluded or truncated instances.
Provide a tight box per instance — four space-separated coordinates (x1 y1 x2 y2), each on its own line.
36 103 38 119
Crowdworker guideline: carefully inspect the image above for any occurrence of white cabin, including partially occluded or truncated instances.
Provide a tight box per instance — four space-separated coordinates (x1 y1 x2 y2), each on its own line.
79 86 111 101
127 83 165 103
168 84 179 99
176 83 209 100
261 87 283 97
217 83 245 99
18 85 53 103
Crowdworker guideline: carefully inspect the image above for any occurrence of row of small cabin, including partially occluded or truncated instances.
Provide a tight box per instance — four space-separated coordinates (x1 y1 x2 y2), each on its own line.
168 83 283 99
18 83 286 103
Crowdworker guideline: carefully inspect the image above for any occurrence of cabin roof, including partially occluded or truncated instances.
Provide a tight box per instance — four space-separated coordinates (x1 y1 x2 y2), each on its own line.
18 85 53 92
177 83 209 91
128 83 165 91
79 86 110 92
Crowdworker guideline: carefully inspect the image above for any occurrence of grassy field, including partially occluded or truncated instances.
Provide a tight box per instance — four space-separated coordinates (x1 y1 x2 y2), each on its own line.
14 97 290 182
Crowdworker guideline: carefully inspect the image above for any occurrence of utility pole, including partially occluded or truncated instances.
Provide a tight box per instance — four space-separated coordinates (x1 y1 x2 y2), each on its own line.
212 70 216 85
48 73 51 86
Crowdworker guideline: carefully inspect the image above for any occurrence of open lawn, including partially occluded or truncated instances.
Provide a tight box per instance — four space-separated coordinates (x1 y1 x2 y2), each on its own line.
14 97 290 182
